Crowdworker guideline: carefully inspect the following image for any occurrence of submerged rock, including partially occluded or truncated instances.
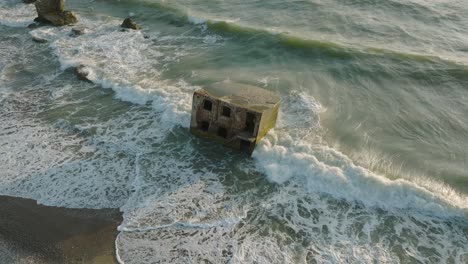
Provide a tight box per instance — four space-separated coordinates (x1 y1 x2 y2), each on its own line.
32 36 47 43
34 0 77 26
121 18 141 30
27 23 40 29
74 65 91 82
71 26 86 36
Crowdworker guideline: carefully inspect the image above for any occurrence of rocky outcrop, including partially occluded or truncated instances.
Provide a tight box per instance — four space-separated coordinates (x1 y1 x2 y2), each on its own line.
35 0 63 16
71 26 86 37
74 65 91 82
27 23 40 29
23 0 37 4
32 36 47 43
121 18 141 30
34 0 77 26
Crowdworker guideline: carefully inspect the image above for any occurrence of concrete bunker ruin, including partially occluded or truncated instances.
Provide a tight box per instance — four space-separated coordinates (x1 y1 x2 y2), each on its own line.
190 82 281 154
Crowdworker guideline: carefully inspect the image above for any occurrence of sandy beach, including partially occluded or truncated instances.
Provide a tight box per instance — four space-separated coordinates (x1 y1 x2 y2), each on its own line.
0 196 122 264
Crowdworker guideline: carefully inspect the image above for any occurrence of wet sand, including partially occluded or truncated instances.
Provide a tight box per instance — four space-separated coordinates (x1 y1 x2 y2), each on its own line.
0 195 122 264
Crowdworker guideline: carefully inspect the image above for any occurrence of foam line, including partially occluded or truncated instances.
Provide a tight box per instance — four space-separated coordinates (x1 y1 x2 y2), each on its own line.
115 233 125 264
24 13 468 216
253 131 468 217
119 216 241 233
126 0 468 67
29 15 197 130
0 1 36 27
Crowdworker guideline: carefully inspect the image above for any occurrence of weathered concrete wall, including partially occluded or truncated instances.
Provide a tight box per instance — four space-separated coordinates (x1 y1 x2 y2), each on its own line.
192 92 239 134
257 102 280 142
190 87 278 154
191 90 253 152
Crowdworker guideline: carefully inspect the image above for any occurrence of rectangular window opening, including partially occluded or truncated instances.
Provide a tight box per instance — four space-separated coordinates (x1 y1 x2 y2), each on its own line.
222 106 231 117
245 112 256 135
203 100 212 111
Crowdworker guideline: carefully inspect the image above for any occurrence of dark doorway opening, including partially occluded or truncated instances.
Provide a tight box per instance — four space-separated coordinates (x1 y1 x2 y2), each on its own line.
240 140 252 153
203 100 212 111
201 121 209 132
217 127 228 138
245 112 256 135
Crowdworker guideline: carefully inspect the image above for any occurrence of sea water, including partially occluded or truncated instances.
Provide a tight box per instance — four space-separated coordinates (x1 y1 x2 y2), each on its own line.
0 0 467 263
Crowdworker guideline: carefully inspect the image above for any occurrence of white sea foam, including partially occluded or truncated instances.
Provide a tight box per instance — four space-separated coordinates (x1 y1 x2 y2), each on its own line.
0 0 36 27
2 3 468 263
0 76 195 209
187 11 241 26
115 164 250 263
276 90 323 140
29 16 198 130
257 188 468 263
25 9 463 219
253 92 468 217
116 178 468 263
187 15 206 25
0 112 136 208
255 135 468 215
119 179 245 229
0 9 222 210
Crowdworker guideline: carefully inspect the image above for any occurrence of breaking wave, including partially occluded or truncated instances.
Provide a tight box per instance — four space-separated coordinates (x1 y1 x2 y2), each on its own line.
19 3 468 217
254 91 468 217
124 0 468 67
1 2 467 263
0 0 36 27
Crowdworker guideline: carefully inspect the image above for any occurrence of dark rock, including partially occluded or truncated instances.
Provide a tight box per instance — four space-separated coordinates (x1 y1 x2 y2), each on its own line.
32 36 47 43
34 16 46 23
71 26 86 36
41 10 77 26
74 65 91 82
23 0 37 4
34 0 77 26
62 10 78 24
27 23 40 29
121 18 140 30
35 0 63 15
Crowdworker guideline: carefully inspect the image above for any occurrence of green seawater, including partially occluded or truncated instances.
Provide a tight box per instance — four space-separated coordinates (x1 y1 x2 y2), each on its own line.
93 0 468 192
0 0 467 263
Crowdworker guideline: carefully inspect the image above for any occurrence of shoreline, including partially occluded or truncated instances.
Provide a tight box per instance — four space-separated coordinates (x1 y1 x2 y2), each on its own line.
0 195 122 264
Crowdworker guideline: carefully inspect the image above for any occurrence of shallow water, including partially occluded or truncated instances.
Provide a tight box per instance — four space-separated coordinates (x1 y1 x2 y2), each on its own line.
0 0 467 263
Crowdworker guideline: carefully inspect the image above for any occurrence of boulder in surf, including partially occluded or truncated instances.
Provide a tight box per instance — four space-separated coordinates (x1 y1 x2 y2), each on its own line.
71 26 86 36
34 0 77 26
74 65 91 82
121 18 141 30
32 36 47 43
